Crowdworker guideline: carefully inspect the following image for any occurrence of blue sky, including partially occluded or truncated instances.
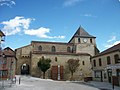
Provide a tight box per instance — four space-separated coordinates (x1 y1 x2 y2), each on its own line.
0 0 120 52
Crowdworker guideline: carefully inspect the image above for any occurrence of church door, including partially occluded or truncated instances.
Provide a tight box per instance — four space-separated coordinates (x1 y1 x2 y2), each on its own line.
51 65 64 80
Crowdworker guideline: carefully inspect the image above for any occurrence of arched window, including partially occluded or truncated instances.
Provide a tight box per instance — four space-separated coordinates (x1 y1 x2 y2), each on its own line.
114 54 119 63
78 38 80 43
93 60 96 67
51 46 56 52
107 56 111 65
38 46 42 51
82 61 85 65
90 39 92 43
67 47 71 52
99 58 102 66
55 57 57 62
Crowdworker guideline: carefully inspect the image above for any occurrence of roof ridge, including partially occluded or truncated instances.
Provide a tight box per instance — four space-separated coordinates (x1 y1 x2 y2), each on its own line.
92 43 120 58
101 43 120 53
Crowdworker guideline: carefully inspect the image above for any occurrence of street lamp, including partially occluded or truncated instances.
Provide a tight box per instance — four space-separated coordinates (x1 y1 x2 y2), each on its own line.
0 30 5 88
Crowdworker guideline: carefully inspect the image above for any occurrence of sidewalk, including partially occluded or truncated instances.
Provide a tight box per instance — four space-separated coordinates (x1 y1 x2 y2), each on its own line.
0 80 13 89
84 81 120 90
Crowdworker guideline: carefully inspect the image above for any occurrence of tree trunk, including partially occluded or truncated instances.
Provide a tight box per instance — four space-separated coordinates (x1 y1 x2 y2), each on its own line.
43 72 45 79
70 72 73 81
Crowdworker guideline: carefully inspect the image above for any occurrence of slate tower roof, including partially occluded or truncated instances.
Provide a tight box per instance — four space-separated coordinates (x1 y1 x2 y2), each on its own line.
69 26 96 43
74 26 95 38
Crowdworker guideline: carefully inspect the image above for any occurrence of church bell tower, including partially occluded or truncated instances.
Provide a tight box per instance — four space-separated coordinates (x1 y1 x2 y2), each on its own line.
69 26 99 56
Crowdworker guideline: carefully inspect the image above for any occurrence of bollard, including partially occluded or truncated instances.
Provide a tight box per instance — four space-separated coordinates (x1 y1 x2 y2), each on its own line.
19 77 21 84
112 76 114 90
15 77 16 83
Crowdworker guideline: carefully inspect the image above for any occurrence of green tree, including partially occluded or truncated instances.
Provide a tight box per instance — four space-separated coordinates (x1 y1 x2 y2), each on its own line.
67 59 80 80
37 57 51 79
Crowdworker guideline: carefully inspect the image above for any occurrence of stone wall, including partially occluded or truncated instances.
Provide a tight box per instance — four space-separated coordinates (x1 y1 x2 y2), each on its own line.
31 41 73 53
30 53 92 80
15 45 32 75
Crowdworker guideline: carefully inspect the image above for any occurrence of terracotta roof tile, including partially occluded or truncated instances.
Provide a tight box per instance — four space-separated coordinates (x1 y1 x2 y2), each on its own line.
0 47 15 57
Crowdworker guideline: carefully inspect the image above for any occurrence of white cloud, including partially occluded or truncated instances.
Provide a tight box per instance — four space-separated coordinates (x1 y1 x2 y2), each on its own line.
81 14 97 18
1 16 34 35
24 27 65 39
104 35 120 49
0 0 15 7
105 40 120 48
63 0 83 7
1 16 65 39
107 36 116 43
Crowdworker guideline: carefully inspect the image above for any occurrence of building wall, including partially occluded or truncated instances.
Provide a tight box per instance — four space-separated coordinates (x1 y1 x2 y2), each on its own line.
15 40 96 80
15 45 32 75
91 51 120 82
76 44 95 56
6 57 16 79
30 53 92 80
32 42 73 53
15 28 98 81
0 48 16 80
74 37 96 44
70 37 96 56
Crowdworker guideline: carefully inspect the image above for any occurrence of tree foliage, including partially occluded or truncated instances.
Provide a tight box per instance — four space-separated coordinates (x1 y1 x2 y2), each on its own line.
67 59 80 80
37 57 51 79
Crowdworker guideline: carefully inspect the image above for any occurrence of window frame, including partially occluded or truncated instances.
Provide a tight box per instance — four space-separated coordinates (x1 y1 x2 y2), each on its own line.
114 54 119 64
99 58 102 66
38 45 42 51
93 60 96 67
107 56 111 65
78 38 80 43
51 46 56 52
67 47 71 52
90 38 93 43
82 61 85 65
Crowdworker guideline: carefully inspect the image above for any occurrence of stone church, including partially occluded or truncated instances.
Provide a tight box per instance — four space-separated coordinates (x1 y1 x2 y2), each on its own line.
15 26 99 80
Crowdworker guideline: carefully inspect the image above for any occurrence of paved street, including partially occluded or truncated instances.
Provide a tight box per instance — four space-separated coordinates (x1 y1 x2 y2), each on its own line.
1 76 120 90
1 76 99 90
72 81 120 90
85 81 120 90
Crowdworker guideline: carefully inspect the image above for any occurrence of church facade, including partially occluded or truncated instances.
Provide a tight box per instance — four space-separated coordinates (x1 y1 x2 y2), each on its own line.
15 27 99 80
